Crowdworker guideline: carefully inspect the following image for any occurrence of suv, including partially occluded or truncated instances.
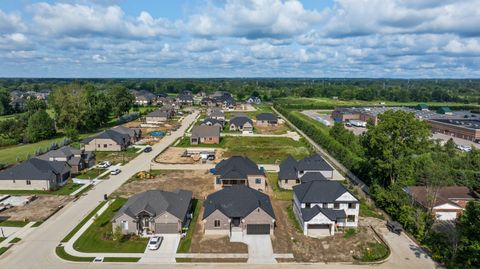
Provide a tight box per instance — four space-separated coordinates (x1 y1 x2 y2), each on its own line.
143 146 153 153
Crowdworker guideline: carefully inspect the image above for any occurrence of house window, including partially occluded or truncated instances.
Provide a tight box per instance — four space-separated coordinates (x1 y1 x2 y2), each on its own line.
26 180 31 185
103 144 107 148
284 179 288 184
216 178 221 184
323 203 328 208
305 203 311 208
214 220 221 227
97 144 101 148
255 178 262 184
121 220 128 230
334 203 340 209
347 215 356 222
348 203 356 209
295 179 300 184
12 180 16 183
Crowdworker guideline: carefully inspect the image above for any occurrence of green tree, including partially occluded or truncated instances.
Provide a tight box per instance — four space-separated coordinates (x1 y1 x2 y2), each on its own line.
49 84 86 130
25 98 47 115
24 110 56 143
107 86 134 117
0 89 11 115
456 201 480 268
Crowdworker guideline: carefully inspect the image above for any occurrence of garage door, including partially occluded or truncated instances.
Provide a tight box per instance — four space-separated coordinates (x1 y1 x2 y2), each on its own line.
436 212 457 221
155 223 178 234
246 224 270 234
307 224 331 237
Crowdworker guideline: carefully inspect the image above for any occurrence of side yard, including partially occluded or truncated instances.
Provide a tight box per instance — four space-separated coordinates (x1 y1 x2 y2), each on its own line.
94 147 141 165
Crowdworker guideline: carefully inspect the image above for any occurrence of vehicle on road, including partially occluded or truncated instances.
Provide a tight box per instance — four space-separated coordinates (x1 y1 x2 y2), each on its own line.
98 161 111 168
110 168 121 175
456 144 472 152
143 146 153 153
148 236 163 250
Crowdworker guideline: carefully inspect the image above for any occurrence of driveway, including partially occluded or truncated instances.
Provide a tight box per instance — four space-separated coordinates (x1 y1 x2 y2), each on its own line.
242 235 276 264
139 234 181 264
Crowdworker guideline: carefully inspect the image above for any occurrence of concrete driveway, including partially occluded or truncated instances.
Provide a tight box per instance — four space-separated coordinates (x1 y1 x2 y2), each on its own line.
139 234 181 264
242 235 276 264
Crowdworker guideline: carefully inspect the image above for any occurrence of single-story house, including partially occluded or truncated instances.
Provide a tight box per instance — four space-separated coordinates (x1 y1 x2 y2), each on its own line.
229 115 253 133
111 126 142 144
203 185 275 236
404 186 476 221
145 109 171 124
190 125 221 145
256 113 278 126
112 189 193 235
0 158 71 191
36 146 95 174
246 96 261 104
213 156 266 192
278 154 334 189
209 109 225 121
200 118 224 130
81 129 130 151
293 180 359 237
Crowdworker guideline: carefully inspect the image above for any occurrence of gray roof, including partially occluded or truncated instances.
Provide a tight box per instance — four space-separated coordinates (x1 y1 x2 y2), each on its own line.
256 113 277 122
278 155 298 180
210 110 225 118
81 129 130 146
146 109 169 118
36 146 83 160
300 172 328 183
293 181 358 203
0 158 69 181
203 185 275 219
279 154 333 180
115 189 192 220
201 118 224 126
230 116 253 127
112 125 140 137
301 206 346 221
214 156 264 179
191 125 221 138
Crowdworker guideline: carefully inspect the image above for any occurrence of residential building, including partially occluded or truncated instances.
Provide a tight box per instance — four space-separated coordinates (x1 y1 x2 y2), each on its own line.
0 158 71 191
293 181 359 237
145 109 172 124
190 125 221 145
176 92 194 106
200 118 224 130
229 115 253 133
278 154 334 189
131 90 157 106
246 96 261 104
111 126 142 144
81 129 130 151
213 156 266 191
36 146 94 174
404 186 477 221
256 112 278 126
112 189 193 235
208 109 225 121
203 185 275 236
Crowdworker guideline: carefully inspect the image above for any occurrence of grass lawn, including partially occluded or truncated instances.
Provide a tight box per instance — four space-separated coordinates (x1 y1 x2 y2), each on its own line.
73 198 148 253
0 136 69 166
94 148 141 165
177 199 201 253
75 168 106 179
0 237 5 243
62 200 108 242
0 246 10 256
0 220 29 227
55 246 94 262
286 205 302 233
267 172 293 201
103 257 140 262
176 136 226 148
359 198 384 220
10 237 21 243
355 242 390 262
0 180 82 196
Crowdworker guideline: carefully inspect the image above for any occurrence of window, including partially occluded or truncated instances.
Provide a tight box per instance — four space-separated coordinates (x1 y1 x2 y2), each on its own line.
348 203 356 209
347 215 356 222
26 180 31 185
295 179 300 184
214 220 221 227
305 203 311 208
121 220 128 230
12 180 16 183
103 144 107 148
284 179 288 184
97 144 101 148
334 203 340 209
255 178 262 184
323 203 328 208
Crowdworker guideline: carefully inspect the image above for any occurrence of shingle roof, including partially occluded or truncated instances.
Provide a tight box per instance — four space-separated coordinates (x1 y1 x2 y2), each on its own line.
0 158 69 181
81 129 130 146
210 109 225 118
36 146 83 160
404 186 476 208
146 109 169 118
115 189 192 220
278 155 298 180
203 185 275 219
214 156 264 179
191 125 221 138
293 181 358 203
300 172 328 183
279 154 333 180
300 206 346 221
230 116 252 127
201 118 224 126
256 113 277 122
112 125 140 138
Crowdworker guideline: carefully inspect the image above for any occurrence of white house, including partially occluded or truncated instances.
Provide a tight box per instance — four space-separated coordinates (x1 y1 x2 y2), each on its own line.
293 180 359 237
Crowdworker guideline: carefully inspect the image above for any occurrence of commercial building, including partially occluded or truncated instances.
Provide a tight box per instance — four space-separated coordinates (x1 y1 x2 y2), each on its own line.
428 119 480 141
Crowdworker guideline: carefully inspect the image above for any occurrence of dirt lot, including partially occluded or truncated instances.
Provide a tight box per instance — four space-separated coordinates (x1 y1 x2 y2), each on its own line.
270 198 384 262
113 170 214 199
255 123 290 135
155 147 227 164
190 206 248 254
1 195 73 221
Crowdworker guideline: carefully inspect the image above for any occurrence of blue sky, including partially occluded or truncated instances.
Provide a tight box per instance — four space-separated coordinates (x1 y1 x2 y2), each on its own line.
0 0 479 78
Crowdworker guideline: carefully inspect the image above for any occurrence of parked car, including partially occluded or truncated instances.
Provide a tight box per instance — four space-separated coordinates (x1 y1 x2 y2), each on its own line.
386 221 403 235
456 144 472 152
110 169 121 175
143 146 153 153
148 236 163 250
98 161 111 168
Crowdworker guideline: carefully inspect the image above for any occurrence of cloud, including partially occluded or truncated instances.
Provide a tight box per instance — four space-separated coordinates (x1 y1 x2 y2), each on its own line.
0 9 26 33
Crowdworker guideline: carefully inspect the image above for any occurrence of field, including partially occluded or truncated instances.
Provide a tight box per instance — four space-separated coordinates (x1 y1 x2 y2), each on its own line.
0 136 70 166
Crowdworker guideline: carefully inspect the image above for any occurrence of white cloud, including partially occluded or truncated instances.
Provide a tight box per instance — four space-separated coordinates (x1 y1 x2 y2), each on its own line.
0 9 26 33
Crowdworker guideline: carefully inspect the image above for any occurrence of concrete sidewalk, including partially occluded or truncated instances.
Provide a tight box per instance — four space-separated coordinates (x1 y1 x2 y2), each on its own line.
0 222 35 248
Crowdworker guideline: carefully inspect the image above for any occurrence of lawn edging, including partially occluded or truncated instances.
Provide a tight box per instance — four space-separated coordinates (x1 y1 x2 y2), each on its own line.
61 200 108 243
353 225 391 264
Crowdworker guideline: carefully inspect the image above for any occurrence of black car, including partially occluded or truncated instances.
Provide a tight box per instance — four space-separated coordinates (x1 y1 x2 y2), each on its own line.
386 220 403 235
143 146 153 153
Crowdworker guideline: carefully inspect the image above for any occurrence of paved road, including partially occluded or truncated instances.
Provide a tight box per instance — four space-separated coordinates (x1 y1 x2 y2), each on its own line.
432 133 480 149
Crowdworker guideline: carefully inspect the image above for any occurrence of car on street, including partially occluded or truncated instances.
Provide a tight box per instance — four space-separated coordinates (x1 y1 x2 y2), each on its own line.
110 168 121 175
148 236 163 250
143 146 153 153
98 161 111 168
456 144 472 152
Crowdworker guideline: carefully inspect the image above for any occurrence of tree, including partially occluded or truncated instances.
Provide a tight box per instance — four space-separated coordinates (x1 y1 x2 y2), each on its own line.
456 201 480 268
362 110 431 186
49 84 86 130
25 98 47 115
236 92 245 101
107 86 134 117
0 89 11 115
24 110 56 143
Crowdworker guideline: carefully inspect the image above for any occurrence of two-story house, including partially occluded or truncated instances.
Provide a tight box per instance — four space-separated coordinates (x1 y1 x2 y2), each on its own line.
278 154 334 189
293 180 359 237
36 146 95 174
213 156 266 192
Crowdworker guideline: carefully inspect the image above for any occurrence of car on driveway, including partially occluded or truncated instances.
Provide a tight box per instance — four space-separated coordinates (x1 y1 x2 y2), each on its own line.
98 161 111 168
148 236 163 250
110 168 121 175
143 146 153 153
387 220 403 235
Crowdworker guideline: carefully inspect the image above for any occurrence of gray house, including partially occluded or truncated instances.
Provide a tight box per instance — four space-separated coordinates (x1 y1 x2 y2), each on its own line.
203 185 275 236
0 158 71 191
213 156 266 191
81 129 130 151
200 118 224 130
112 189 193 235
190 125 221 145
256 113 278 126
36 146 94 174
209 109 225 121
111 126 141 144
279 154 334 189
145 109 171 124
229 115 253 132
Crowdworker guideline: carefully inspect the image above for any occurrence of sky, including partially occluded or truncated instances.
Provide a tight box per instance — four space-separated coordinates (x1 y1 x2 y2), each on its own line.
0 0 480 78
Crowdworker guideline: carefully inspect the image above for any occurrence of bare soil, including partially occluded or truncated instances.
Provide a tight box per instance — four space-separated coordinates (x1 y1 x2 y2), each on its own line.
1 195 73 221
155 147 227 164
255 123 290 135
114 170 214 199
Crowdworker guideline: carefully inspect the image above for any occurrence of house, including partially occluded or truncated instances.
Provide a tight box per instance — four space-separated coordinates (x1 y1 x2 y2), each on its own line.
0 158 71 191
293 181 359 237
111 126 142 144
145 109 171 124
213 156 266 191
131 90 157 106
190 125 221 145
246 96 261 104
177 93 194 106
278 154 334 189
203 185 275 236
404 186 476 221
209 109 225 121
112 189 193 235
416 104 429 111
229 115 253 133
437 107 453 115
81 129 131 151
200 118 224 130
36 146 94 174
256 113 278 126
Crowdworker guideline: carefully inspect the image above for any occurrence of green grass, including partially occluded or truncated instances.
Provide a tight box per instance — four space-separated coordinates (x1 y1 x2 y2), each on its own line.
0 180 83 196
32 221 43 227
344 228 358 238
73 198 148 253
0 220 29 227
359 198 384 220
0 246 10 256
103 257 140 262
267 172 293 200
62 200 108 242
286 205 302 233
177 199 202 253
55 246 94 262
0 136 69 165
355 242 390 262
10 237 21 243
94 148 141 165
176 136 226 148
0 237 5 243
75 169 106 179
73 184 93 197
